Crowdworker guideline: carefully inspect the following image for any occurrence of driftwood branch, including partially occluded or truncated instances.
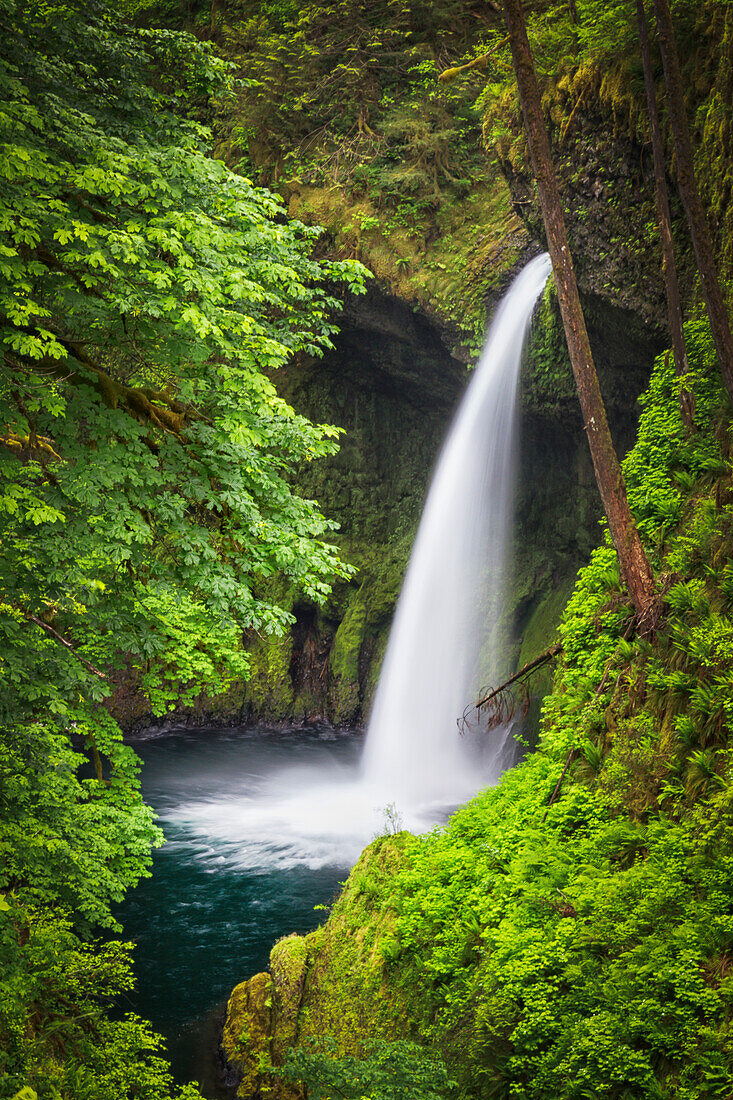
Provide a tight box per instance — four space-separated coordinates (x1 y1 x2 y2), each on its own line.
475 642 562 711
459 641 563 736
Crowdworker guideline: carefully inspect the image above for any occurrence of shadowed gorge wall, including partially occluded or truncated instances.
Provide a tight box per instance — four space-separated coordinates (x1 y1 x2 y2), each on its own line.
111 277 661 733
241 289 467 724
238 281 661 726
512 290 662 687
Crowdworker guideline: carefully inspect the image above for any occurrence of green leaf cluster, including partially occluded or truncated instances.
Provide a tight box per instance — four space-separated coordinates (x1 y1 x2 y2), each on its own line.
214 0 488 205
0 0 368 728
0 0 368 1094
280 1037 454 1100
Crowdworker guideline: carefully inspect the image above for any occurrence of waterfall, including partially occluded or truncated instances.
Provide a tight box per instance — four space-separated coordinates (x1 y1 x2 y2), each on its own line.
159 255 552 874
361 253 552 807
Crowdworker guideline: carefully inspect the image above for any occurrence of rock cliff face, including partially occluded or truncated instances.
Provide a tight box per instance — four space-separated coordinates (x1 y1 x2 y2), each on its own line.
502 105 683 333
113 265 660 733
233 277 660 726
229 94 671 724
113 0 690 733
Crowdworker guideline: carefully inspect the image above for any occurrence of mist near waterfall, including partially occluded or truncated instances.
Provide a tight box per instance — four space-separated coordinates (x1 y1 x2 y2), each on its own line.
158 255 552 872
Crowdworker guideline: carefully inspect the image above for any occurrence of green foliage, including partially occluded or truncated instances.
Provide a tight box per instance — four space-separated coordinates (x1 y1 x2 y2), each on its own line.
623 318 726 547
273 324 733 1098
0 718 158 933
0 0 367 1093
521 282 576 416
205 0 525 347
216 0 488 202
0 903 204 1100
279 1037 454 1100
0 0 368 739
0 0 367 728
389 775 733 1096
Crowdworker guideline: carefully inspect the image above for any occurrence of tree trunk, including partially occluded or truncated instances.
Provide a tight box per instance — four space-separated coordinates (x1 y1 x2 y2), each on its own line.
652 0 733 405
636 0 694 429
502 0 656 621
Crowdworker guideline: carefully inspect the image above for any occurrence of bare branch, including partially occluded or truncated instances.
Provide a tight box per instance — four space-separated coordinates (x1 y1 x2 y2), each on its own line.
475 642 563 711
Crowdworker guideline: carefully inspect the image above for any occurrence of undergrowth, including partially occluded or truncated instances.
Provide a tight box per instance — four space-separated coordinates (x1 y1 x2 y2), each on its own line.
283 322 733 1099
185 0 733 327
391 323 733 1097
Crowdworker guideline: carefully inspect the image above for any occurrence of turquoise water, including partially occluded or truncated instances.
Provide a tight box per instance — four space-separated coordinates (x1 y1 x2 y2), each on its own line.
118 727 364 1095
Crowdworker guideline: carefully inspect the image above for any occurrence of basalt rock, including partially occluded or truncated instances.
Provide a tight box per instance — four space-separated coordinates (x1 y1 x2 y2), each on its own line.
221 835 419 1097
222 971 275 1099
115 268 661 734
233 277 660 724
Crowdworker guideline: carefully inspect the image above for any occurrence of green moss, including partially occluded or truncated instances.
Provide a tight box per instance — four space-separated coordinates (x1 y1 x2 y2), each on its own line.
240 579 297 719
285 178 526 354
243 633 295 718
521 283 576 418
222 835 422 1096
222 971 275 1099
329 585 369 724
270 935 309 1062
517 574 578 693
214 2 528 351
295 834 419 1051
224 327 733 1099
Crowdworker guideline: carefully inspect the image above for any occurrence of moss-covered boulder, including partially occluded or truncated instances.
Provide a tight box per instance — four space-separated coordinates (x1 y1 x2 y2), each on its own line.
222 834 421 1093
270 934 308 1062
295 833 419 1047
222 971 275 1099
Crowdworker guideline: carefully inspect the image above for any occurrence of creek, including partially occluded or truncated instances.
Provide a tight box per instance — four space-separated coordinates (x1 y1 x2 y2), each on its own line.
119 726 364 1093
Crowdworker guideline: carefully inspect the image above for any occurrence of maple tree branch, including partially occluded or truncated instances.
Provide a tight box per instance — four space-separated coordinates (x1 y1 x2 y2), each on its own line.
21 610 110 681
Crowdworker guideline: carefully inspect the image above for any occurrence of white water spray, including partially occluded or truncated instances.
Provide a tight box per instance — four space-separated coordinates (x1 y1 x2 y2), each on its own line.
160 255 551 871
361 252 552 806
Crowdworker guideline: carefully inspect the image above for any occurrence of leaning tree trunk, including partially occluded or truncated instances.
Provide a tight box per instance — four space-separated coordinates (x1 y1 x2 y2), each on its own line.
502 0 657 621
652 0 733 405
636 0 694 429
210 0 223 34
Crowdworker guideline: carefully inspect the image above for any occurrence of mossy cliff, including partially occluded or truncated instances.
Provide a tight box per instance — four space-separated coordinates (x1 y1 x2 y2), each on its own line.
111 276 658 732
231 278 658 725
223 833 419 1099
224 328 733 1100
199 0 677 726
110 274 658 733
123 0 729 732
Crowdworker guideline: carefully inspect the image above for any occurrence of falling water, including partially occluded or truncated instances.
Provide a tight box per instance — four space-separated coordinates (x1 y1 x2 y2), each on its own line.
361 253 552 806
150 254 552 875
120 258 553 1069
